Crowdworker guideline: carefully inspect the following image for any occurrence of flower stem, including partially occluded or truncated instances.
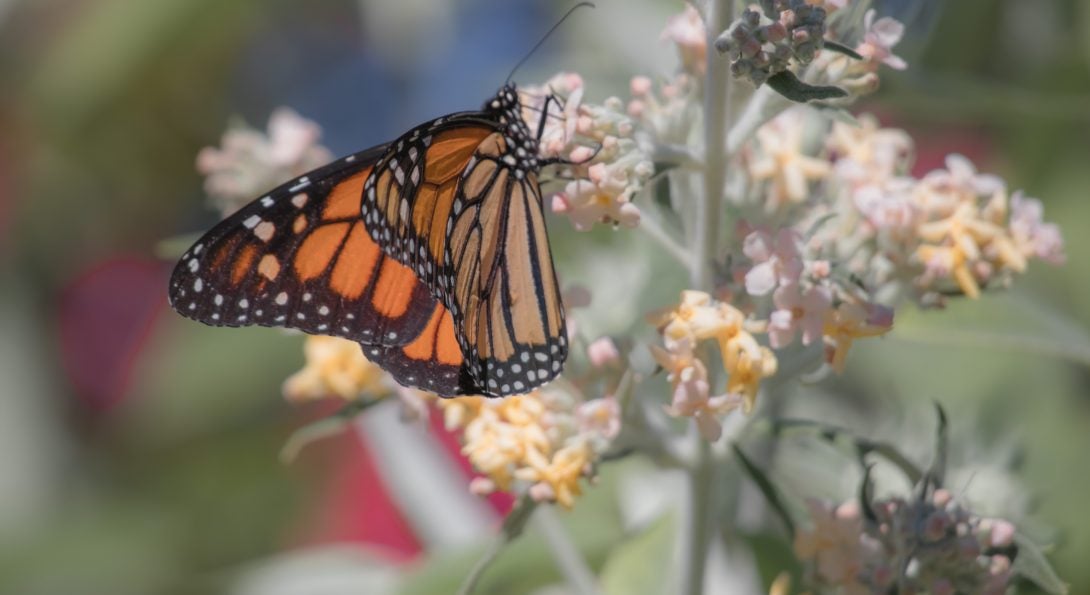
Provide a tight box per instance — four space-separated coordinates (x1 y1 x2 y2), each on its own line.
457 496 538 595
679 434 716 595
679 1 734 594
693 0 733 291
640 209 694 269
534 506 603 595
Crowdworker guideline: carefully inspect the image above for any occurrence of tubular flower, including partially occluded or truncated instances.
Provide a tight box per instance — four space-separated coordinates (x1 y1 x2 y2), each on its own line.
768 283 832 348
652 291 778 438
197 108 333 216
439 389 618 509
742 227 805 296
823 301 893 373
661 4 707 77
519 73 653 232
283 336 396 402
747 110 832 210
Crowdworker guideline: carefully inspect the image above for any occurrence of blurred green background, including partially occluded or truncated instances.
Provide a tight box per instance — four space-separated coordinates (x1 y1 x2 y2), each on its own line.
0 0 1088 593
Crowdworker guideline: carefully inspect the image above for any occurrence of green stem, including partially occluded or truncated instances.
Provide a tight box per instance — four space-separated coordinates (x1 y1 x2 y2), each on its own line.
533 506 603 595
679 3 733 593
693 0 732 291
457 496 538 595
679 434 716 595
640 209 694 269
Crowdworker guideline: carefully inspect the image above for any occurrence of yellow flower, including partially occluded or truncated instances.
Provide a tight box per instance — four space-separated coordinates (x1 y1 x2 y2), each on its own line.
654 291 779 438
723 333 778 412
768 573 792 595
462 408 549 491
283 336 393 402
437 396 486 430
459 394 553 491
823 302 893 373
515 441 592 509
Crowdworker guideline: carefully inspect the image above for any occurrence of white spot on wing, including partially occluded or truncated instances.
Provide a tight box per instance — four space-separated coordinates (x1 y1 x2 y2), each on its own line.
289 177 311 193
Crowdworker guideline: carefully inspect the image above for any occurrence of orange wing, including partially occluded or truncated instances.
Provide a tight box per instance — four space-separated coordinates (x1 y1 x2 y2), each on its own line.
361 301 486 395
168 145 435 347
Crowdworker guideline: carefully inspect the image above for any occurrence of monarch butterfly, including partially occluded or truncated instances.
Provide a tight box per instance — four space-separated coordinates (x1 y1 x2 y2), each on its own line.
168 83 569 398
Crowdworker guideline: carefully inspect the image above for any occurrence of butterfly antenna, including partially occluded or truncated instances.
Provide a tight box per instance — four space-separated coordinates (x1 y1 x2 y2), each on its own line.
505 2 595 84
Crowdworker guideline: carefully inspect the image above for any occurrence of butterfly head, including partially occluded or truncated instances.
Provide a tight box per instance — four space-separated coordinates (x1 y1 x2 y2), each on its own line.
485 84 541 176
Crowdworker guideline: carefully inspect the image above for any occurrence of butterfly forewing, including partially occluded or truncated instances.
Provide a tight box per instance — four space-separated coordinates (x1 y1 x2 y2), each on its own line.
168 145 436 348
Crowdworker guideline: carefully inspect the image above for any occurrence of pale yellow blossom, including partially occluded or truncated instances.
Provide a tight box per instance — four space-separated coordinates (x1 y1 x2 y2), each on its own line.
823 302 893 373
749 111 832 209
283 336 394 402
515 441 592 509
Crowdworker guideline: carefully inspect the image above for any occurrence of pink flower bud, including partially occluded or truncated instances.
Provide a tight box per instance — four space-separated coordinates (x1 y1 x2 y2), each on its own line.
630 76 652 96
587 337 621 368
988 519 1016 548
569 146 596 163
469 477 496 496
552 194 571 214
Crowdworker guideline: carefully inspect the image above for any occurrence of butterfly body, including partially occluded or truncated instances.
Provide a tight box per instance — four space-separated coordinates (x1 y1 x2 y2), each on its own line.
169 85 567 398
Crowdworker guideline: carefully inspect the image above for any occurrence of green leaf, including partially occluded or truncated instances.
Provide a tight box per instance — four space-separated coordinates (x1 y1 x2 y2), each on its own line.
809 103 861 127
1012 532 1068 594
732 445 795 538
928 402 949 488
771 419 925 486
600 515 675 595
822 40 863 60
765 71 848 103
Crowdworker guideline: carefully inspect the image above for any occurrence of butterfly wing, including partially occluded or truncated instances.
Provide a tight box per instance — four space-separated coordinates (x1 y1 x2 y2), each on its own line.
363 94 568 397
361 301 483 395
168 145 437 348
362 114 497 292
445 134 567 396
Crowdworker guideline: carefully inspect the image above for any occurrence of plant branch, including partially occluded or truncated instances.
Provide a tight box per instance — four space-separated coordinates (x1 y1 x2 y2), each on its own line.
640 209 694 269
693 0 732 291
534 506 603 595
457 496 538 595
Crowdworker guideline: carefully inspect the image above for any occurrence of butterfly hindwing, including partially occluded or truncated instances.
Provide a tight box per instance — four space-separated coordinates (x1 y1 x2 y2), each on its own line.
168 145 437 347
360 301 484 396
445 131 568 397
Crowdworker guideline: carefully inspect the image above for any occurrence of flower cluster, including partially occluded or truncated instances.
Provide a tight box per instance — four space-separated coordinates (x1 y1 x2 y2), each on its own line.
816 9 907 96
283 336 397 402
651 290 777 441
439 390 619 509
795 490 1017 594
520 73 653 231
734 222 894 373
819 116 1065 304
745 108 832 210
196 108 333 217
715 0 828 86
